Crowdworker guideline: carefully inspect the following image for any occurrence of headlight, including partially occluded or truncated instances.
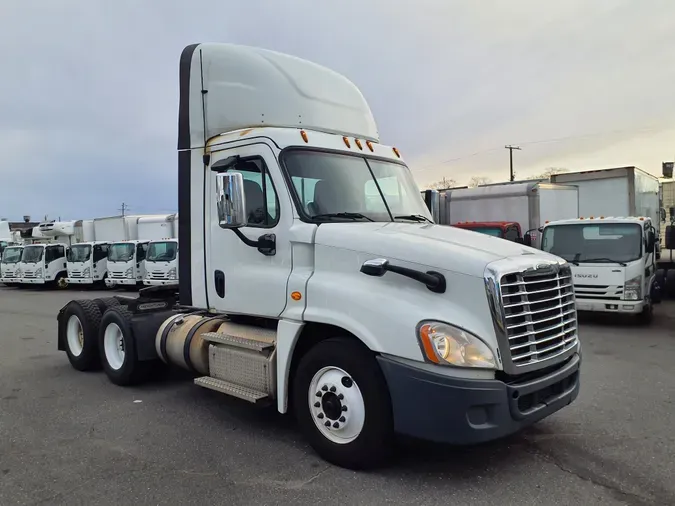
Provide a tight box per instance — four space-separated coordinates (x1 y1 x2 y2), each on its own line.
35 268 42 277
167 267 177 279
83 267 91 278
125 267 133 278
417 321 496 369
624 275 641 301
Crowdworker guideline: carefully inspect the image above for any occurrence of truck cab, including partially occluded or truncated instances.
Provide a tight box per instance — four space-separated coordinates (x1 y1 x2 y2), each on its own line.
18 243 68 288
1 245 23 286
66 241 110 286
105 240 148 288
143 239 178 286
541 216 658 321
453 221 524 242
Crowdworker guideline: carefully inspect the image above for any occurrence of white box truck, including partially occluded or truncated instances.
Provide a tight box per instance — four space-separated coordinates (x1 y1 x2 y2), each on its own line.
424 182 579 248
67 216 126 287
18 242 69 288
142 214 179 287
0 244 23 286
550 167 660 253
104 215 150 288
56 43 581 470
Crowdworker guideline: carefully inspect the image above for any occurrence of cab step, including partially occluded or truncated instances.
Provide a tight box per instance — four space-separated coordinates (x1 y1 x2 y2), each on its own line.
194 376 269 405
201 331 274 352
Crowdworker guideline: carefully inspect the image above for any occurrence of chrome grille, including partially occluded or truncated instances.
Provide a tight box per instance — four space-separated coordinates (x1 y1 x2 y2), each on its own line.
500 265 578 368
149 271 168 280
22 270 37 278
69 270 83 278
110 271 126 279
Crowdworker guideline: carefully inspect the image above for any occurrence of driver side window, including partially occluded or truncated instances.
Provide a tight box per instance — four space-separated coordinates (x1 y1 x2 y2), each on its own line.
224 158 279 228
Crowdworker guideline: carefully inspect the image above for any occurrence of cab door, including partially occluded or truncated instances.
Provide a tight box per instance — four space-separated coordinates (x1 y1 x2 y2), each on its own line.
205 142 293 317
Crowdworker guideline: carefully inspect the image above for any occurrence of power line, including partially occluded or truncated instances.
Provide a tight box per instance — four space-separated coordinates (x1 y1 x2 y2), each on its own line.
505 145 521 182
413 123 673 173
119 202 130 217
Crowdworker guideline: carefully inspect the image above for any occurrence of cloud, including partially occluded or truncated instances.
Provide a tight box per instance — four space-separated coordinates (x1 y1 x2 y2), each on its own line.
1 0 674 217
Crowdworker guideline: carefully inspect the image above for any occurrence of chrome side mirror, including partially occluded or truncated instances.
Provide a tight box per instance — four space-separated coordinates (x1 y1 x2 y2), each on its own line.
216 172 247 228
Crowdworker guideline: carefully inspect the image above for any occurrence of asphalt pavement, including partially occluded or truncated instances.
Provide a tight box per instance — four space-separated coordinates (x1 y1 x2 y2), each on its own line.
1 286 674 505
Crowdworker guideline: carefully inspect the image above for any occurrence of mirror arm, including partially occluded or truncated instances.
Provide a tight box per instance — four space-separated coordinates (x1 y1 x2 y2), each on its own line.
232 229 276 256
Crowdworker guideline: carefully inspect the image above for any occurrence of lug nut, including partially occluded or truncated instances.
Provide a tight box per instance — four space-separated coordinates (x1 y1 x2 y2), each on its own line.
324 421 331 427
315 391 322 397
341 406 348 412
333 422 339 428
321 385 328 391
339 416 345 422
338 393 344 400
329 386 336 392
317 413 324 419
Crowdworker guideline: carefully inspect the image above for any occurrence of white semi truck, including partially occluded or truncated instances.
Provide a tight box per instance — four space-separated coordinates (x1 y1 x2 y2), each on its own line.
540 216 658 322
0 245 23 286
57 43 581 469
142 214 179 287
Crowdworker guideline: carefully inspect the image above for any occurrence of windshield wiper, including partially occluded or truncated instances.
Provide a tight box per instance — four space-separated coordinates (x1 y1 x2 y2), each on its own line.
312 212 374 222
579 257 628 267
393 214 433 223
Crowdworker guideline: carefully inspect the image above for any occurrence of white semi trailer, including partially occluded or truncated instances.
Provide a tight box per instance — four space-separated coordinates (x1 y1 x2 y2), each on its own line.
57 43 581 470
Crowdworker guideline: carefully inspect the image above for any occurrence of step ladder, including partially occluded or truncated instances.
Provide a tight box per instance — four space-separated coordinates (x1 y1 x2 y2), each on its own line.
194 321 277 405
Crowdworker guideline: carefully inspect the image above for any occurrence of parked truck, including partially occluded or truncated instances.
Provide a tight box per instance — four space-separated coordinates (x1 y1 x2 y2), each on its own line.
0 245 23 286
423 181 579 247
540 216 658 322
104 216 148 288
18 242 69 288
142 214 179 287
66 216 131 287
56 43 581 470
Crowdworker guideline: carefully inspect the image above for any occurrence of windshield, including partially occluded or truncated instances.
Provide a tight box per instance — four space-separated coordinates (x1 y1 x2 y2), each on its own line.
282 150 431 222
68 244 91 262
2 247 22 264
146 241 177 262
108 243 135 262
542 223 642 263
21 245 44 263
457 226 503 237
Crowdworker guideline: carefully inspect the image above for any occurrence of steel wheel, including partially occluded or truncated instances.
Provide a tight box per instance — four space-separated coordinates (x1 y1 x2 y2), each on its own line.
66 315 84 357
308 366 366 444
103 322 126 370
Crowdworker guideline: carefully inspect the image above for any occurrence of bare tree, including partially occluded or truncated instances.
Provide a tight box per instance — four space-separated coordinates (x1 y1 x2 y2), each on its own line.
468 176 493 187
534 167 569 179
427 176 457 190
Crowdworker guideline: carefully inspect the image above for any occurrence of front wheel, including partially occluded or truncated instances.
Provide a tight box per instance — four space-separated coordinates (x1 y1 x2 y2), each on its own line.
292 337 394 470
55 274 69 290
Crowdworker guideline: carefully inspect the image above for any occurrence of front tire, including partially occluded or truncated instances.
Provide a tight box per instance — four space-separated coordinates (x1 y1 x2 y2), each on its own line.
292 337 394 470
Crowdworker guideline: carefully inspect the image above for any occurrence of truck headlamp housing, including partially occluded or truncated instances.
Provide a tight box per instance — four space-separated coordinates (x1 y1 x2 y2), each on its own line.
416 321 496 369
624 276 641 301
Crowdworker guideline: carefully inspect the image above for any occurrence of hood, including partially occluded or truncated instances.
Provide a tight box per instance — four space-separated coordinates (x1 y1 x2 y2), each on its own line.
314 222 562 277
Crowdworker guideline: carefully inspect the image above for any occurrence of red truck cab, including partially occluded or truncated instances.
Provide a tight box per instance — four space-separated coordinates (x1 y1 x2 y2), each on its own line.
453 221 524 243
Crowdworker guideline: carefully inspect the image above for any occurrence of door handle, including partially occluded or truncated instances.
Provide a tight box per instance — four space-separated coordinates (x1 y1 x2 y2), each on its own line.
214 270 225 298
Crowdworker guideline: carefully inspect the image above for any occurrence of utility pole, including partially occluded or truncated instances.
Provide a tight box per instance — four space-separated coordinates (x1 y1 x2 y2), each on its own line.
119 202 130 216
505 145 521 182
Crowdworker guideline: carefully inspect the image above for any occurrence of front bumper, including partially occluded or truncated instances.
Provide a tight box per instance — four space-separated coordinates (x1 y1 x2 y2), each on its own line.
377 352 581 445
105 278 137 287
20 278 46 285
0 277 20 284
67 277 95 285
575 298 644 314
143 279 178 286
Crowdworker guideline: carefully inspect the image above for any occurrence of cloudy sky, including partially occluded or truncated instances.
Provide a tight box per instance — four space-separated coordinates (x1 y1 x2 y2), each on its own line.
1 0 674 221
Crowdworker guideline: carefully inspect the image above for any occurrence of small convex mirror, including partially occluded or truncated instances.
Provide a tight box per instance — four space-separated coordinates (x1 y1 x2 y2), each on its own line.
216 172 248 229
